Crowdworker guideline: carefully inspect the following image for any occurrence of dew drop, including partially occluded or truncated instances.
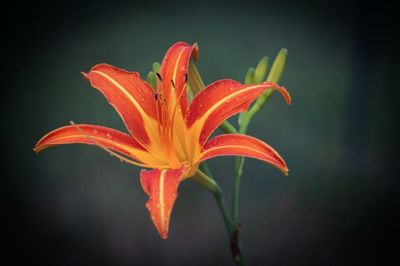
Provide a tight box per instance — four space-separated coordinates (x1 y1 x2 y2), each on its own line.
106 133 112 138
93 129 98 134
156 203 160 208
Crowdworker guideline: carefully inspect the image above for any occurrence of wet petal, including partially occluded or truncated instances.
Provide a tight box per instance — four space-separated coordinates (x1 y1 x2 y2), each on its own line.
186 80 291 146
83 64 157 147
159 42 198 113
34 124 148 161
198 134 288 175
140 167 184 239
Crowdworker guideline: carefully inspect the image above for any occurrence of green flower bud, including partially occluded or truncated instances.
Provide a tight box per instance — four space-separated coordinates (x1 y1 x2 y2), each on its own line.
254 56 269 83
267 48 287 83
152 62 161 73
147 71 158 90
244 67 255 84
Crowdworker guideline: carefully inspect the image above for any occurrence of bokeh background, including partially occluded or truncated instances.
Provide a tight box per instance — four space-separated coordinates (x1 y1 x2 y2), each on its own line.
4 0 397 265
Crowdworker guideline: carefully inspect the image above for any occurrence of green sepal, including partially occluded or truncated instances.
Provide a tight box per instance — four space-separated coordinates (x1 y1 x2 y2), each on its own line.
187 84 194 101
188 59 205 95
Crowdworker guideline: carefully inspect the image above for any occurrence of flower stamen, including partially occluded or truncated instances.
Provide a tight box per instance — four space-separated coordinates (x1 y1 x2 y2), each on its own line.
155 76 180 167
170 78 190 160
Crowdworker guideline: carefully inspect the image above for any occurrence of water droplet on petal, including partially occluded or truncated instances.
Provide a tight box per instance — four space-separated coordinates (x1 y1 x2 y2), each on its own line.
156 203 160 208
93 129 98 134
106 133 112 138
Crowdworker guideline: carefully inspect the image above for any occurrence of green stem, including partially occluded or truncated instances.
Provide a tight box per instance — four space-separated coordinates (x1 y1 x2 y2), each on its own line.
230 93 273 225
199 162 214 178
193 170 245 266
231 49 287 223
193 170 232 235
238 90 272 135
220 120 238 134
232 156 245 224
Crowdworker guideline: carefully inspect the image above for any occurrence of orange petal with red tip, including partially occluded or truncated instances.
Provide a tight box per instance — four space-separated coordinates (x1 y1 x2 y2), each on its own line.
198 134 288 175
34 124 146 159
186 80 291 146
82 64 157 147
140 167 184 239
159 42 198 113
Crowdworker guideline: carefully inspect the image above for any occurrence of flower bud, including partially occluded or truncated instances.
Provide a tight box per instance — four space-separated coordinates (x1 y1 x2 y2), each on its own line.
254 56 269 83
147 71 158 90
267 48 287 83
244 67 255 84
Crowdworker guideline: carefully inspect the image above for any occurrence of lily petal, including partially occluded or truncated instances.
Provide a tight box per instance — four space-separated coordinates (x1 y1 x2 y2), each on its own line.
186 80 291 146
34 124 161 166
140 167 184 239
159 42 198 113
82 64 157 147
198 134 288 175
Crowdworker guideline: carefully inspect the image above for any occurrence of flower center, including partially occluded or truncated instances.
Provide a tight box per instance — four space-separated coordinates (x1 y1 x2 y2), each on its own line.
153 75 190 169
180 161 199 180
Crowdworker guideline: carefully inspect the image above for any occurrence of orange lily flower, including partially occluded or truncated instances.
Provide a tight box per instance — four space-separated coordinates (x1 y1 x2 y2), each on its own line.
34 42 291 239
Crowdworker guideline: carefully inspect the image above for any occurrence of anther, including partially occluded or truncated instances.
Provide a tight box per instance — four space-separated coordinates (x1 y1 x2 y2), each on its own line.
170 79 176 89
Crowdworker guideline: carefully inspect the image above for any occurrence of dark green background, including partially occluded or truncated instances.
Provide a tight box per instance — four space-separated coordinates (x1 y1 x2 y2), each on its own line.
4 0 397 265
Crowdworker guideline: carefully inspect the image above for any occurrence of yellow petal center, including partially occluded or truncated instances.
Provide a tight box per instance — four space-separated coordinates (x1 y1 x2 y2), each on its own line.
139 79 200 175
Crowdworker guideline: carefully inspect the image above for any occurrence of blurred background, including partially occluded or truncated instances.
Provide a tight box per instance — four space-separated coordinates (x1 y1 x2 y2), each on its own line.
3 0 397 265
